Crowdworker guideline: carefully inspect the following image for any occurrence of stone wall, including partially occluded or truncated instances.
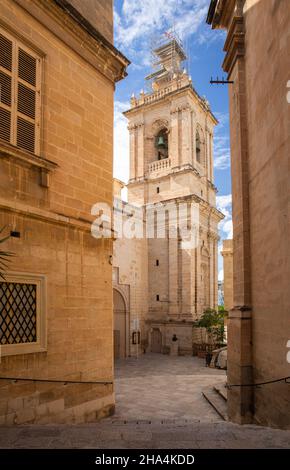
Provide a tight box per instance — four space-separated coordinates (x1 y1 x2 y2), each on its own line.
207 0 290 428
66 0 113 44
243 0 290 428
113 199 149 357
0 0 127 424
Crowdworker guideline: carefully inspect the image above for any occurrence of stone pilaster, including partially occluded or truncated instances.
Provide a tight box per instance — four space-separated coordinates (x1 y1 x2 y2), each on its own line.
192 117 197 167
170 108 179 168
223 14 253 424
227 308 253 424
168 236 179 317
209 234 214 309
181 106 190 167
136 123 144 179
128 126 136 181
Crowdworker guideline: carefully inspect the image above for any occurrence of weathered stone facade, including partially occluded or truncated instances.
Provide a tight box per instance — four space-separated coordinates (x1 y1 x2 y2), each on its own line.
207 0 290 428
113 38 223 357
221 239 233 311
0 0 129 424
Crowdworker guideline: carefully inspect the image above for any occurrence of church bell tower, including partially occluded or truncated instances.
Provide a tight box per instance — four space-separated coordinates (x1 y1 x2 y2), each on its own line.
123 34 223 354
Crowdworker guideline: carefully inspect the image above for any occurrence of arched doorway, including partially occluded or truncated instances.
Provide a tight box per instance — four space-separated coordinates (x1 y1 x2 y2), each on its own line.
113 289 127 360
151 328 162 353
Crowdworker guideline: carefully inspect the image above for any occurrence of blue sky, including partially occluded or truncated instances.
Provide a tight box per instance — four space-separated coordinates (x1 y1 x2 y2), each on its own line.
113 0 232 280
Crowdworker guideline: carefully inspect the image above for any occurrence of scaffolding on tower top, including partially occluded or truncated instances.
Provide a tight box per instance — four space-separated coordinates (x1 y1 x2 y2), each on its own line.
145 31 188 91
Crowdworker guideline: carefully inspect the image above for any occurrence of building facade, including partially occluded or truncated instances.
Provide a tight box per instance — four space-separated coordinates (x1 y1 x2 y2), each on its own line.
221 239 233 311
207 0 290 428
0 0 128 424
113 38 223 357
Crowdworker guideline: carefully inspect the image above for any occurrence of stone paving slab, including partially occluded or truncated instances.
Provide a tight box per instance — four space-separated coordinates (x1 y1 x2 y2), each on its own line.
0 421 290 449
114 354 226 422
0 354 289 449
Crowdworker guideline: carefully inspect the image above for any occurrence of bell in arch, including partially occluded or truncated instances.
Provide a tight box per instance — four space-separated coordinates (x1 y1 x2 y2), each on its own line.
157 135 165 148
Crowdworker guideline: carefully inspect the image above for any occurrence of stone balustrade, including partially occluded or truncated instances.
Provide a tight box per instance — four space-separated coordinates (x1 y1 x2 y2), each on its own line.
131 78 190 108
148 158 171 173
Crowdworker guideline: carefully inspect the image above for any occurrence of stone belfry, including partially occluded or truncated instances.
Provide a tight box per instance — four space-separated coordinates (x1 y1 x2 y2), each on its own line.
123 35 223 354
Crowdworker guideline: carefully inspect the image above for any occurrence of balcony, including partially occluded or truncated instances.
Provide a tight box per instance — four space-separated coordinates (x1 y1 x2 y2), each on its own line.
148 158 171 174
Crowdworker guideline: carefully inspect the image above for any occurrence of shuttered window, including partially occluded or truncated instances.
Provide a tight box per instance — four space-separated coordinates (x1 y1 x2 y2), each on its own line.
0 28 41 155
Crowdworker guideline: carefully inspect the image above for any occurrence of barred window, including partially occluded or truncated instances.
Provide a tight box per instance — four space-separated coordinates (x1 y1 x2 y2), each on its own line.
0 273 46 356
0 28 41 155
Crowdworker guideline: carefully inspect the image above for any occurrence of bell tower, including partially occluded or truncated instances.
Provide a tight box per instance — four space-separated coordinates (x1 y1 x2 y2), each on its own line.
124 35 216 207
123 33 223 354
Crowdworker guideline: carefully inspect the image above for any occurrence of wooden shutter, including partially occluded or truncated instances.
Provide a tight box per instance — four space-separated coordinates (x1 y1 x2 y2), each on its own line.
0 108 11 142
0 33 12 71
16 48 37 153
18 83 36 119
17 117 35 153
18 49 36 87
0 33 12 143
0 29 41 154
0 71 12 106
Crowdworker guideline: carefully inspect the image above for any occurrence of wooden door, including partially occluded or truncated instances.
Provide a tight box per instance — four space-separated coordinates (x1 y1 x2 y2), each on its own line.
151 328 162 353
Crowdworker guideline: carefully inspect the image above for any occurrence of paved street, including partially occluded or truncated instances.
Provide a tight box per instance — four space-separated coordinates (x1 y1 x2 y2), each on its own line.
114 353 226 421
0 354 290 448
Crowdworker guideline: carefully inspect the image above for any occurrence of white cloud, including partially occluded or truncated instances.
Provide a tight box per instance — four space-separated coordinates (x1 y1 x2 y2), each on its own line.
217 194 233 283
217 194 233 240
114 0 210 59
197 27 226 46
216 194 232 212
213 112 231 170
113 100 130 183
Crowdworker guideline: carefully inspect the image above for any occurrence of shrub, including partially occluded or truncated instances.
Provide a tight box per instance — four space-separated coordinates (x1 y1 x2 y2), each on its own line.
195 307 227 346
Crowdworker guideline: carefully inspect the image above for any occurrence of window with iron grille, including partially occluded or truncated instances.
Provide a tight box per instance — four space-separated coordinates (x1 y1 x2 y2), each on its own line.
0 28 41 155
0 273 46 356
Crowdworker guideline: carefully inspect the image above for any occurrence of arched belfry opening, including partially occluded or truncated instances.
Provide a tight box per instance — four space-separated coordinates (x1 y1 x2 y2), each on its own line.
196 130 201 163
195 127 205 166
155 128 168 160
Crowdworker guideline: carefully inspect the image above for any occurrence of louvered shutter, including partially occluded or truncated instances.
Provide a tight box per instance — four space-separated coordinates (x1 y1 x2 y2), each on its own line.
16 48 37 153
0 33 12 143
17 117 35 153
0 29 41 154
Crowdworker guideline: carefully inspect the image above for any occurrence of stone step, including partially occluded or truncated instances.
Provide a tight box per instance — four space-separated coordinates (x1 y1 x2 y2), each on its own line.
214 384 227 401
104 418 202 427
202 387 228 421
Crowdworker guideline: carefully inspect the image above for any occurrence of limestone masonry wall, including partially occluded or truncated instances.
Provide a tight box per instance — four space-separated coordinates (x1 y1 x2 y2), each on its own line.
0 0 128 424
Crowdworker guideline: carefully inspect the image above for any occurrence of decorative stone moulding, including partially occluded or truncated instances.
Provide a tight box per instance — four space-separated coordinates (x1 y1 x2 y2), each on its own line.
0 140 58 188
14 0 130 83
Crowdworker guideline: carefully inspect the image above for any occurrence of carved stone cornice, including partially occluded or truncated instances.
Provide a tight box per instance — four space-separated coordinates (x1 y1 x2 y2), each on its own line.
0 140 57 171
0 196 98 234
170 104 191 115
222 16 245 76
207 180 218 192
207 230 220 241
170 108 179 116
127 122 144 131
14 0 130 83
